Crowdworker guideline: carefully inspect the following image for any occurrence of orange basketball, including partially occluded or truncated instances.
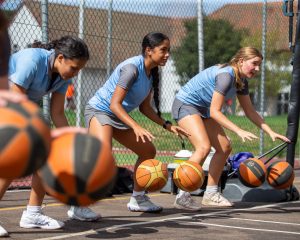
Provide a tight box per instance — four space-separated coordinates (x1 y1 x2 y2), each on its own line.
0 101 51 179
238 158 266 188
136 159 168 192
39 133 117 206
173 161 204 192
266 162 294 189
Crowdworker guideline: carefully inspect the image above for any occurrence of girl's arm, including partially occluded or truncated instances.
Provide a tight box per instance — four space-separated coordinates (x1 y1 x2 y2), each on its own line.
139 91 165 126
139 91 190 137
210 91 258 142
10 82 27 94
238 94 290 142
50 92 69 127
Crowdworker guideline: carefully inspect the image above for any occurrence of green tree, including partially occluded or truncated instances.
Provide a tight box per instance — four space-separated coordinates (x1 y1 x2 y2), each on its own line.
172 17 244 85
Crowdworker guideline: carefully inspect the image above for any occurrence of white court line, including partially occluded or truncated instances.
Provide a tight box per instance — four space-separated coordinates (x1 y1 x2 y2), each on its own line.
188 222 300 235
230 217 300 226
35 200 300 240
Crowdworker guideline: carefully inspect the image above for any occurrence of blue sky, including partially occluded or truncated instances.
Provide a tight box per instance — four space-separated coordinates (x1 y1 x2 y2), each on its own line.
1 0 282 17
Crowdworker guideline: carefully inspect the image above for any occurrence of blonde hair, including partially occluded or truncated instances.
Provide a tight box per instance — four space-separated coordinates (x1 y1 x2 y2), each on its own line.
221 47 263 90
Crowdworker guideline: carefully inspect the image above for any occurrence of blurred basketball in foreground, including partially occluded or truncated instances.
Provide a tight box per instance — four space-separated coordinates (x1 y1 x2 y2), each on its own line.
238 158 266 188
266 161 294 189
136 159 168 192
0 101 51 178
173 161 204 192
40 133 117 206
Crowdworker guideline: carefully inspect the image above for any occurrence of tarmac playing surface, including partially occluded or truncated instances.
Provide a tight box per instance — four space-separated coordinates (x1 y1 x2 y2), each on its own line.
0 170 300 240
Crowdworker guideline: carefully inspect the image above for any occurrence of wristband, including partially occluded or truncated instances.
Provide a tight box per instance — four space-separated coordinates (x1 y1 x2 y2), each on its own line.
163 120 172 129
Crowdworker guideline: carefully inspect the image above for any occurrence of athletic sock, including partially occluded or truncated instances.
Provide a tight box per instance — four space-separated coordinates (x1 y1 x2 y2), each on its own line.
205 185 218 194
132 190 145 197
26 205 41 214
177 189 188 198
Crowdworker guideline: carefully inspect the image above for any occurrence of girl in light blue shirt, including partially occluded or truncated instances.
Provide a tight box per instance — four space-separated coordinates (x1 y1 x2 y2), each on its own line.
0 36 93 230
172 47 290 210
85 32 189 214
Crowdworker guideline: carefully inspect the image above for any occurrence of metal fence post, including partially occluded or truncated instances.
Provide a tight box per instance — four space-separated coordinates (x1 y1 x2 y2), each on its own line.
259 0 267 155
198 0 204 72
76 0 85 127
41 0 50 123
106 0 113 79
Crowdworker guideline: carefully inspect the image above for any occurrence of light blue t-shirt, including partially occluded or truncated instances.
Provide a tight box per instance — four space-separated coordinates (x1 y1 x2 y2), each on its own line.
8 48 71 103
88 55 153 116
175 65 248 117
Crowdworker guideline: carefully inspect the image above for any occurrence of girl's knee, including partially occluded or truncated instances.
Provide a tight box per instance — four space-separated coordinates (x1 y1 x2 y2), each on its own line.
194 144 211 158
139 146 156 160
215 140 232 156
223 141 232 155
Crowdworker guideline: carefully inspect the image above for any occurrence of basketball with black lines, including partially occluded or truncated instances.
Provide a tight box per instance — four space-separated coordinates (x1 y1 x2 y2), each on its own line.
0 101 51 179
136 159 168 192
39 133 117 206
238 158 266 188
173 161 205 192
266 161 294 189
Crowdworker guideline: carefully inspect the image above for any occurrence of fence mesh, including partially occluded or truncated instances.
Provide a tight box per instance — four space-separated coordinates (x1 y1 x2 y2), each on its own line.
2 0 299 187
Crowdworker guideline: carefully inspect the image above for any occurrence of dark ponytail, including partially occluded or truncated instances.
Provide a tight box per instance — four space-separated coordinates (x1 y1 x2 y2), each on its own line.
151 66 161 117
142 32 169 117
31 35 89 60
0 11 8 32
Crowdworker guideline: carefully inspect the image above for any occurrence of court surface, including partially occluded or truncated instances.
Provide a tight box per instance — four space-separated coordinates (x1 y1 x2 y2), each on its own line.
0 170 300 240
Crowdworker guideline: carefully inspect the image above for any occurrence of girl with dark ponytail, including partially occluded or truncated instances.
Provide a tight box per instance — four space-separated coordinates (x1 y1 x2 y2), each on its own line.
0 35 98 230
85 32 189 214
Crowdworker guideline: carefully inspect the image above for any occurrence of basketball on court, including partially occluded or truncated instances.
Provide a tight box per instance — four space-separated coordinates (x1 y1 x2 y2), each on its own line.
136 159 168 192
238 158 266 188
173 161 205 192
266 161 295 189
0 101 51 179
39 132 117 206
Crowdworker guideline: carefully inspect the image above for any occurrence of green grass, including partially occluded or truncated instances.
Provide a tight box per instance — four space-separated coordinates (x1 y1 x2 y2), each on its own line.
65 110 299 164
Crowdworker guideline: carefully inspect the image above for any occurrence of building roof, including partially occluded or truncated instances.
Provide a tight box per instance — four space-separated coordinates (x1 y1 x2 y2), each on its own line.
21 0 186 69
208 1 296 51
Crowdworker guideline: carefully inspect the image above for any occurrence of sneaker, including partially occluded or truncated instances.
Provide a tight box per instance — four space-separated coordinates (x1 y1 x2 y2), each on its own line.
67 206 101 221
0 224 8 237
202 192 233 207
127 195 163 213
19 210 64 229
174 192 201 211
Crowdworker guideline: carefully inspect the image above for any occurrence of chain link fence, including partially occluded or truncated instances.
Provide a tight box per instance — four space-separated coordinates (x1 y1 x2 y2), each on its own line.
2 0 299 182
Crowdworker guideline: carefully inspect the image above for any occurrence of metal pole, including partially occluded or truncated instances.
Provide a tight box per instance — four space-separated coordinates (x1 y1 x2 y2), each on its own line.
76 0 85 127
41 0 50 123
197 0 204 71
259 0 267 155
106 0 113 79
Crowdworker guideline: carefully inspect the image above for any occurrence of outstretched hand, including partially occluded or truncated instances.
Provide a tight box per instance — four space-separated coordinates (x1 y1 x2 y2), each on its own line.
268 131 291 143
237 129 258 142
0 90 27 107
133 125 155 143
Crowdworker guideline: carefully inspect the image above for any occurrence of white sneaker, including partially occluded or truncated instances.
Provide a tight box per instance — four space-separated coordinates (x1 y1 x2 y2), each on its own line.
0 224 8 237
67 206 101 221
19 210 64 229
174 192 201 211
127 195 163 213
202 192 233 207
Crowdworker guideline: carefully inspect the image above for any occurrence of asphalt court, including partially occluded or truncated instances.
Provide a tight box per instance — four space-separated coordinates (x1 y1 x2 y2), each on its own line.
0 171 300 239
